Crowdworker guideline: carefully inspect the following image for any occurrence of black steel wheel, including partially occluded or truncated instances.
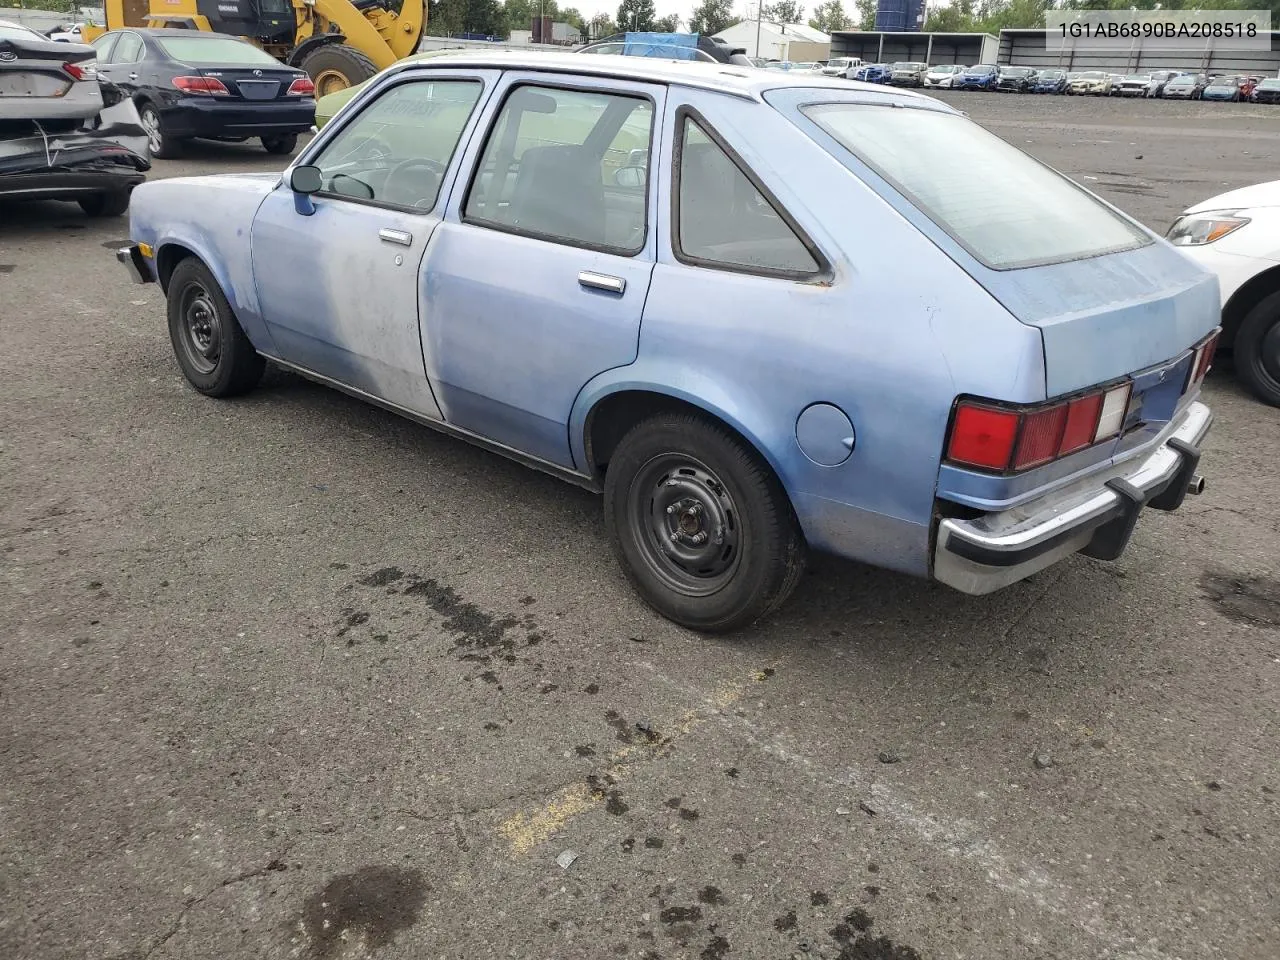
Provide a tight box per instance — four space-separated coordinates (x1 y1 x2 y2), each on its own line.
603 412 806 633
166 258 264 397
1236 290 1280 407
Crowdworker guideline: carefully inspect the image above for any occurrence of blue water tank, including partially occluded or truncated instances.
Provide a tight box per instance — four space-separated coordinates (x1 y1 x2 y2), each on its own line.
874 0 922 31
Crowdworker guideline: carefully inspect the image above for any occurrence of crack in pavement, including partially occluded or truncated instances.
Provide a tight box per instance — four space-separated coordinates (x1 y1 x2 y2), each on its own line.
134 851 292 960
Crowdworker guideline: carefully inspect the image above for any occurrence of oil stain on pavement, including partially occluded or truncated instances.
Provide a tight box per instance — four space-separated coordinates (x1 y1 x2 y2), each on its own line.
299 865 427 959
1199 570 1280 627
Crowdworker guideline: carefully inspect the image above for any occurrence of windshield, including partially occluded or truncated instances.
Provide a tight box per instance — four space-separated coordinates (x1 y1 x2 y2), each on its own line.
1208 77 1238 86
801 103 1150 271
1125 75 1149 81
1260 79 1280 88
1003 68 1030 77
1040 70 1063 79
156 35 283 65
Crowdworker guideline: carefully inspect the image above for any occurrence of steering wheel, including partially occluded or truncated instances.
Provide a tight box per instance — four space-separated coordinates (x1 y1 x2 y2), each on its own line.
382 158 446 209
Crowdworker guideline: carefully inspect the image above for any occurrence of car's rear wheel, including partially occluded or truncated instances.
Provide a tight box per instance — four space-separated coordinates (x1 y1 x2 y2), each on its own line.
603 412 806 633
1236 291 1280 407
166 258 264 398
261 133 298 155
78 190 130 217
139 103 179 160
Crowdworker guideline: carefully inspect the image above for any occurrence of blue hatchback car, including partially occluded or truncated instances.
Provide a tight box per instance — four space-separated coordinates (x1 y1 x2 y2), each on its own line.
955 64 999 90
117 53 1218 632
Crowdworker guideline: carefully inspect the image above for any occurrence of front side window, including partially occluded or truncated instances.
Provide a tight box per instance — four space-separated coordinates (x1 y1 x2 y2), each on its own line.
91 32 119 62
674 115 820 277
310 79 483 211
464 84 653 254
801 103 1150 270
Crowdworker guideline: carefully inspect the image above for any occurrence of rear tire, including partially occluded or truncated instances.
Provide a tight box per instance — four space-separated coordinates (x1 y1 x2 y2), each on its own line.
139 103 179 160
261 133 298 155
603 412 806 633
1235 291 1280 407
166 258 265 398
300 44 378 99
78 190 130 217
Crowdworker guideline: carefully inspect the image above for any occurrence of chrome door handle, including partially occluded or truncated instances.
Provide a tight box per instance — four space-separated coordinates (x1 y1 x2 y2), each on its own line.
378 228 413 246
578 271 625 295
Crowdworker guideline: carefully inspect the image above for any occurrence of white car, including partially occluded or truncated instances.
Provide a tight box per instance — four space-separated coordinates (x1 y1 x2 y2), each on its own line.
822 56 862 77
1168 180 1280 406
924 64 965 88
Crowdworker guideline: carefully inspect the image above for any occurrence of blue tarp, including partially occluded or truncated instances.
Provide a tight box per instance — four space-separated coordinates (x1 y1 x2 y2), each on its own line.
621 32 700 60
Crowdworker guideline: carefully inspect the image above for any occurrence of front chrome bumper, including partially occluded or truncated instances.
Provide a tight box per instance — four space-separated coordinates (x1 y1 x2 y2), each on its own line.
116 244 153 285
933 401 1212 595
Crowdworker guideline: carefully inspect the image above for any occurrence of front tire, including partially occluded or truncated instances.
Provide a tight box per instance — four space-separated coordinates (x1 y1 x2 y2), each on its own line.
261 133 298 155
299 44 378 98
1235 291 1280 407
603 412 806 633
166 258 265 398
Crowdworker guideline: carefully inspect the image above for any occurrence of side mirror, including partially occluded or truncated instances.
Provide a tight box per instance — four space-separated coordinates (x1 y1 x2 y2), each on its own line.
613 165 646 189
290 164 322 194
289 164 321 216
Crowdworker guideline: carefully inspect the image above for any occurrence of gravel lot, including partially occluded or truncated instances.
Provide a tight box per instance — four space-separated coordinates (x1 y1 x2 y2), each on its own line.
2 92 1279 960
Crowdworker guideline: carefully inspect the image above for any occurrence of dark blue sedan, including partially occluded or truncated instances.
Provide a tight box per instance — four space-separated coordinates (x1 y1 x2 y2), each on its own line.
954 64 999 90
1032 69 1067 93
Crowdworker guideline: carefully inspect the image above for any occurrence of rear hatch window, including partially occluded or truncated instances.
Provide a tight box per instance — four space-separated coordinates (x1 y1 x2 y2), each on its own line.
800 103 1151 270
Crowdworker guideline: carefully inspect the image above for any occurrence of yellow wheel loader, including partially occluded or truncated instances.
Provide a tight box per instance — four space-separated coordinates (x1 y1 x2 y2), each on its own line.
84 0 425 96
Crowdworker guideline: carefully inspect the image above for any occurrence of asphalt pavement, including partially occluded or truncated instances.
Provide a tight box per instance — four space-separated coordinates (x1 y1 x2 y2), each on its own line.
2 92 1278 960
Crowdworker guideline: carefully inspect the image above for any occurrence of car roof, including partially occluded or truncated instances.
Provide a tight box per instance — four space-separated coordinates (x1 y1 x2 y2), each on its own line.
383 49 944 104
103 26 248 36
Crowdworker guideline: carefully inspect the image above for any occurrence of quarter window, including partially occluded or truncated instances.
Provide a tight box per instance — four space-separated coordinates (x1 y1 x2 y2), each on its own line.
464 85 654 254
309 79 483 211
675 115 820 276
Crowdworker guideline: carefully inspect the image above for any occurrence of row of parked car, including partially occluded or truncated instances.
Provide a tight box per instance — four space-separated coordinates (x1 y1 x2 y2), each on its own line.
841 60 1280 102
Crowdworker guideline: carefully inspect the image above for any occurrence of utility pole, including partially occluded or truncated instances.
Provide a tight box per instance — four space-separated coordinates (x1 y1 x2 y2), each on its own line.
755 2 763 58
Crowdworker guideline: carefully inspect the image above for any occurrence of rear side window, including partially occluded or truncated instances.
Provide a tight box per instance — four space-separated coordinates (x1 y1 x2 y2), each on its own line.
801 104 1150 270
111 32 143 63
464 84 654 254
674 115 820 277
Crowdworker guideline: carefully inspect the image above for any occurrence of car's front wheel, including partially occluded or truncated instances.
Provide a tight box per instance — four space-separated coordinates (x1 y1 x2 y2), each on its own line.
261 133 298 155
1236 290 1280 407
166 257 265 397
603 412 806 633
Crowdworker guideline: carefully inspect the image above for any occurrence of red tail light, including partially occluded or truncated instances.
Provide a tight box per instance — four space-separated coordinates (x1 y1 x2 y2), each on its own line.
173 76 230 96
1191 330 1219 383
946 382 1132 474
947 405 1019 470
287 76 315 96
63 61 96 81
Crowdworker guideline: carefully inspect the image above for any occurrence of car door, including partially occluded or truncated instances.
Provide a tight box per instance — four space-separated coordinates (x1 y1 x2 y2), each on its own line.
249 70 498 418
421 73 663 469
95 30 143 97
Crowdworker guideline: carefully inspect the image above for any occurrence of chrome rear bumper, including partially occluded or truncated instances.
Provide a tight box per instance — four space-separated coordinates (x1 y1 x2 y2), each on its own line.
933 401 1212 595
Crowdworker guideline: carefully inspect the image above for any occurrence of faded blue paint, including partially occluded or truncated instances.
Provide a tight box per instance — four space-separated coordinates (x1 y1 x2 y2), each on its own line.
123 55 1216 589
128 173 281 356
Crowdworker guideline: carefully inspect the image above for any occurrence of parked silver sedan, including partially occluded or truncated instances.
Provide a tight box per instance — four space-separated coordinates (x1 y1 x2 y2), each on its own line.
0 19 102 122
